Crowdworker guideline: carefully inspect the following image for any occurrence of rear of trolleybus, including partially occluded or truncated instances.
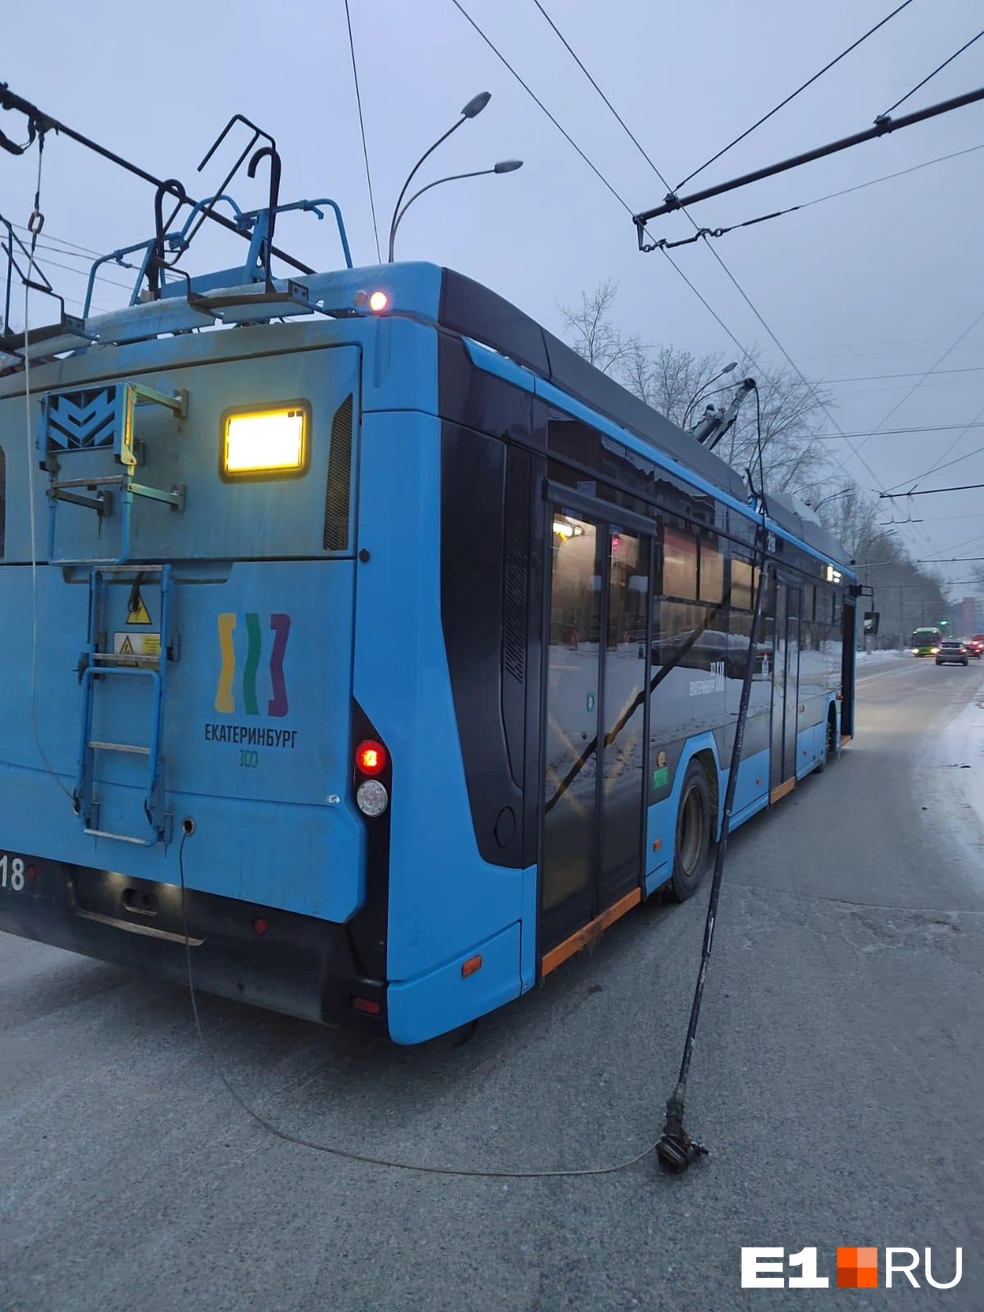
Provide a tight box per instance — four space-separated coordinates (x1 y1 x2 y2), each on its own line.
0 277 541 1045
0 307 417 1034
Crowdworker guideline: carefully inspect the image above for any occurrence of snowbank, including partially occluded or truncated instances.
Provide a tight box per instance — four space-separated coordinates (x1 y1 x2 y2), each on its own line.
936 693 984 840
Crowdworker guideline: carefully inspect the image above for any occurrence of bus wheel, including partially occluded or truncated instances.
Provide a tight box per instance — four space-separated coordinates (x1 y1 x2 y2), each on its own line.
672 761 711 901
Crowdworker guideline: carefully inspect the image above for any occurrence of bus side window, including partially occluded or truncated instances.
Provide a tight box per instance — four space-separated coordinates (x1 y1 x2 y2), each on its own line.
662 525 697 600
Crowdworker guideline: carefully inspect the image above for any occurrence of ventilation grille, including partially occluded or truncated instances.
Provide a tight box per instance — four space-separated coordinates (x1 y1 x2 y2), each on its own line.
323 394 354 552
0 445 5 558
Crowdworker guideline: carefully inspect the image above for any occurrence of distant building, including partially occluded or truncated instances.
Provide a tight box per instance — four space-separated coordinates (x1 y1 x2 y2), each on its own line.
957 596 978 636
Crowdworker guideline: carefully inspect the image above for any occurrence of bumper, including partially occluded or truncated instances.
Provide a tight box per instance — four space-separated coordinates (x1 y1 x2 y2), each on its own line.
0 854 387 1035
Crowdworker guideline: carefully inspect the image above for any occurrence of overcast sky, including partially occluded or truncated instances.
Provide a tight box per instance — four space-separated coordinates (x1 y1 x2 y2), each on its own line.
3 0 983 595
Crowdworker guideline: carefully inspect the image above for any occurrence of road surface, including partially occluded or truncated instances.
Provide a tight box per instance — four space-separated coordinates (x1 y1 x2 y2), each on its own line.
2 655 982 1311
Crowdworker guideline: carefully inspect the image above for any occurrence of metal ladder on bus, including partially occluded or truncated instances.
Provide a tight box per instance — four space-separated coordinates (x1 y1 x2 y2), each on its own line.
73 564 172 846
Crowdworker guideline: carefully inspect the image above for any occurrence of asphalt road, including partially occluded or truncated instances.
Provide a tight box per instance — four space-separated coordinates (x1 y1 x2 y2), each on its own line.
2 656 982 1312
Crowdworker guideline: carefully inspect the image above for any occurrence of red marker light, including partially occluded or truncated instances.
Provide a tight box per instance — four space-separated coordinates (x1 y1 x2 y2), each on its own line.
252 917 269 935
351 996 382 1015
355 739 387 776
27 865 37 881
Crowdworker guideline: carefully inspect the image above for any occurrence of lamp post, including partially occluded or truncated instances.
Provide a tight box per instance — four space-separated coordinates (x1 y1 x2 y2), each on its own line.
387 92 493 262
682 361 738 431
388 161 523 262
809 486 853 512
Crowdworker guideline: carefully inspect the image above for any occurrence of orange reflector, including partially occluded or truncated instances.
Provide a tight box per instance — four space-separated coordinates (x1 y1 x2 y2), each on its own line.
461 955 483 978
355 739 387 777
352 996 382 1015
652 839 662 852
755 777 762 786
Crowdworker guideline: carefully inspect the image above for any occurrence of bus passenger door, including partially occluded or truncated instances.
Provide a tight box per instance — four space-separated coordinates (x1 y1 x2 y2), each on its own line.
770 580 801 801
539 511 650 963
541 513 601 951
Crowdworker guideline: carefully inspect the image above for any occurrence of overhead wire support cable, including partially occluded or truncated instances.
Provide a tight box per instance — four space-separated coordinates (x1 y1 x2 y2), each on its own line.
632 85 984 243
0 83 315 276
879 28 984 118
653 142 984 251
676 0 917 190
849 305 984 462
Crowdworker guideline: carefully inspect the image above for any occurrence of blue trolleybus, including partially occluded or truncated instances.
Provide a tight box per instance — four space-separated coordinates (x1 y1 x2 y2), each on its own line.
0 245 857 1042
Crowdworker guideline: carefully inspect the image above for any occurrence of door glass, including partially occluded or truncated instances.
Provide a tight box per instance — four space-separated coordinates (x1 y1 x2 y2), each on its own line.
783 589 801 779
542 515 600 913
770 581 787 789
601 530 647 894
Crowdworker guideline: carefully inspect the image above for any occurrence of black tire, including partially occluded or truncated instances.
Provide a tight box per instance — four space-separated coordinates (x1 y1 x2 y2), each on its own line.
671 761 711 902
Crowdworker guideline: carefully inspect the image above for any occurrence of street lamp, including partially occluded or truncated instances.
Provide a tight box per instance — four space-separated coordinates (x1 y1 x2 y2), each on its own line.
388 161 523 262
387 92 493 262
808 486 853 512
682 361 738 431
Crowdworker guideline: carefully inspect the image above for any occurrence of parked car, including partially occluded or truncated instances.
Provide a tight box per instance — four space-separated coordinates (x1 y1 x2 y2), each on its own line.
936 639 969 667
967 634 984 658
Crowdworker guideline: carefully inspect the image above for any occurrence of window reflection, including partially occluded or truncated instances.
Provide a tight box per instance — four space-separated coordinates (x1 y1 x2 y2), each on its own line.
543 516 600 912
662 526 697 600
603 531 646 886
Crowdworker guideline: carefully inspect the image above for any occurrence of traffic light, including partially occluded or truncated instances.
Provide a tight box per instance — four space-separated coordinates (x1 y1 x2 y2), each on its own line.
940 619 949 626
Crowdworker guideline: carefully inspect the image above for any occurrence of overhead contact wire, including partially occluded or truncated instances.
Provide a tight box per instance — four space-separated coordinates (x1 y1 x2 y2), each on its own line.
677 0 917 189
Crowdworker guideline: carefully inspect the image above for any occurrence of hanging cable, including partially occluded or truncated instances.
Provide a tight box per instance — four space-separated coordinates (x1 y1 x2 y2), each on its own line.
20 133 74 804
343 0 382 264
879 28 984 119
176 828 658 1179
677 0 917 190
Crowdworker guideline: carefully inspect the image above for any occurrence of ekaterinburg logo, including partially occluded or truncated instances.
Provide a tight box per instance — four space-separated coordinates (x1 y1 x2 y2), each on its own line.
214 612 291 718
741 1246 963 1290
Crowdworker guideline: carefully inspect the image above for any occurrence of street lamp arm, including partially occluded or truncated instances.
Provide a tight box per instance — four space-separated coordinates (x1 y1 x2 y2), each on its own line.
389 169 496 260
387 119 467 258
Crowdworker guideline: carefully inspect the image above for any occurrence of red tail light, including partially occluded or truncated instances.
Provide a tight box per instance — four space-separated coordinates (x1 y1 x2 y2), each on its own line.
355 739 387 776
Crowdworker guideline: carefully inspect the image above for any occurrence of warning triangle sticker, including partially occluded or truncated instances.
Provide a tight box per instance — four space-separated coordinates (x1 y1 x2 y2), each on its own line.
127 591 152 625
119 636 135 655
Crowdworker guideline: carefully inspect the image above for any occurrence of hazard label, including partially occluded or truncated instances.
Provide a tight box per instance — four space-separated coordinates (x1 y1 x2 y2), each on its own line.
113 632 161 661
127 590 152 625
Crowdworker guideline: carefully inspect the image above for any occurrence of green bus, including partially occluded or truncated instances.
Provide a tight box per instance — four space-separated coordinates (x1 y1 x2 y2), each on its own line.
911 627 943 656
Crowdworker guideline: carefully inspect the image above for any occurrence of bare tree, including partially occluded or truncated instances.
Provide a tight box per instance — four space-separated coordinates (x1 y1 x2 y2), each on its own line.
558 279 642 375
558 282 953 646
558 281 831 495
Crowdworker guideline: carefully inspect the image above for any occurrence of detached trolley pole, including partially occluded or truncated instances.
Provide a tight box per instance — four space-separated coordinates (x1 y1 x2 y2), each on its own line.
656 527 771 1173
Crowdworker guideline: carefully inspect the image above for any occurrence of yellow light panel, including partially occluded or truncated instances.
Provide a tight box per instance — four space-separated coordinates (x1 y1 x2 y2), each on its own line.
223 407 307 475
